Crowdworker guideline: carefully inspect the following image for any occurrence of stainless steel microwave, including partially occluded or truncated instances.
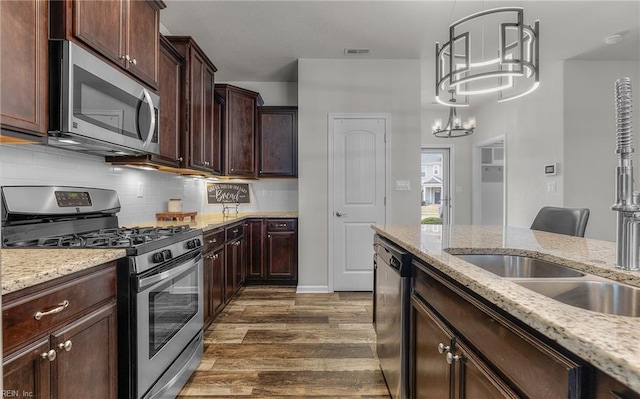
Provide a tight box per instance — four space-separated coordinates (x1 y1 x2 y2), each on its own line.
48 41 160 156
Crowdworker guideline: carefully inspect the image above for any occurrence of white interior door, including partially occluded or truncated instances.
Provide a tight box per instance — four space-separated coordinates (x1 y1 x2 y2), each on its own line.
331 116 387 291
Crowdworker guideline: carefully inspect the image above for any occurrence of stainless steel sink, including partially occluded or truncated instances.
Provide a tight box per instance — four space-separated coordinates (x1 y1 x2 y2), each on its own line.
515 280 640 317
454 254 585 278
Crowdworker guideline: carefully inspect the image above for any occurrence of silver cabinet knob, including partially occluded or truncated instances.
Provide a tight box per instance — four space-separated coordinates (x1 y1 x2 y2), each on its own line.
446 352 461 364
130 58 137 65
58 340 73 352
437 343 450 354
177 157 184 162
41 349 57 362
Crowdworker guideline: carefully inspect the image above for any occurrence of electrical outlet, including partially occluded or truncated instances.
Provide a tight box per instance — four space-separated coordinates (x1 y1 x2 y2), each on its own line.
547 181 557 193
395 180 410 191
137 182 144 198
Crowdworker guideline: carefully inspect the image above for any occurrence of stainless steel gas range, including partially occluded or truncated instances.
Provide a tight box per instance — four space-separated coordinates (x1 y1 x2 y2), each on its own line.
1 186 204 399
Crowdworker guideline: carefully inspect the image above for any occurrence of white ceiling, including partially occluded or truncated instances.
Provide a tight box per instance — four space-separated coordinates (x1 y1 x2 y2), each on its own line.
161 1 640 83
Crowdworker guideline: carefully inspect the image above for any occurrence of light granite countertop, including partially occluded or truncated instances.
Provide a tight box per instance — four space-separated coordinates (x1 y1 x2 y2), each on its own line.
133 211 298 232
1 248 126 295
1 212 297 296
372 224 640 393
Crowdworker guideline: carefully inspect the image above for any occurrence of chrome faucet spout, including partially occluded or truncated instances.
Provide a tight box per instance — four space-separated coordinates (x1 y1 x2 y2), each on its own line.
612 77 640 271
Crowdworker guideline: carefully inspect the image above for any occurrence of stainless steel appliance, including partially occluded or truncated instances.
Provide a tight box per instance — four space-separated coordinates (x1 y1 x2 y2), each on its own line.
48 41 160 156
1 186 203 399
374 235 412 399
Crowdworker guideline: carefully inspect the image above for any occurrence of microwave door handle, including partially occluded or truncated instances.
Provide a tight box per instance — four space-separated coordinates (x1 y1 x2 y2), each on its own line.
141 87 156 148
137 252 202 291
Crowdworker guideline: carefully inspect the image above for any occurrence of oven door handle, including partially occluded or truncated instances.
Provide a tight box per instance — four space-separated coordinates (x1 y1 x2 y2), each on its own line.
138 252 202 291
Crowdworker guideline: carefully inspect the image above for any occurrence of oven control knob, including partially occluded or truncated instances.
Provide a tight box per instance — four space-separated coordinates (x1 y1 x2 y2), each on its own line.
152 252 165 263
162 249 173 260
186 239 201 249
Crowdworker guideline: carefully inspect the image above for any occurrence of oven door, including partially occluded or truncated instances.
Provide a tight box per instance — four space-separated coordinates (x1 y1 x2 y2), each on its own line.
135 251 203 398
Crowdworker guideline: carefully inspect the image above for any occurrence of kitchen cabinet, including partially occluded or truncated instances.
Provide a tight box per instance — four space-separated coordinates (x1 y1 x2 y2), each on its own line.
203 228 225 329
411 294 520 399
168 36 221 175
258 106 298 177
412 259 587 399
215 84 264 177
225 222 245 302
246 219 266 280
0 0 48 142
50 0 165 89
265 219 298 282
2 262 118 399
244 218 298 285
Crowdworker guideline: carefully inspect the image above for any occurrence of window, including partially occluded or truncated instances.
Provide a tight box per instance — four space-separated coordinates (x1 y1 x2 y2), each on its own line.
433 165 440 175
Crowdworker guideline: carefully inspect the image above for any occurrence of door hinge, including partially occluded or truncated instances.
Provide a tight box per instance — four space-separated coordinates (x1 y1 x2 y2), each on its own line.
384 196 387 206
384 133 387 143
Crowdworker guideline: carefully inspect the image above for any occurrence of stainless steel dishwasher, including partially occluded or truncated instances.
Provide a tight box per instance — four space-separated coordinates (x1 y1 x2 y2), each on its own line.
373 235 412 399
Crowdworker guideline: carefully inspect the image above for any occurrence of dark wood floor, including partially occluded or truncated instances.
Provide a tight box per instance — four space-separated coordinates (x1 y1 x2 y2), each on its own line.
177 286 391 398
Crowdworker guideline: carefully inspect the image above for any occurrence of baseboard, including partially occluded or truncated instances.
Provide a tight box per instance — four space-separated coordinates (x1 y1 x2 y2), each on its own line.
295 285 330 293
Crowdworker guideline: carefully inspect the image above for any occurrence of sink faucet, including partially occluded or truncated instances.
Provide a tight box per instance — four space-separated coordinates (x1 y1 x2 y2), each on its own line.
611 77 640 271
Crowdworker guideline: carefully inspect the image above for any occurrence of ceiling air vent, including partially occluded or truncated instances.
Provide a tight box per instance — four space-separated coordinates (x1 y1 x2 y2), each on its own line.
344 48 370 55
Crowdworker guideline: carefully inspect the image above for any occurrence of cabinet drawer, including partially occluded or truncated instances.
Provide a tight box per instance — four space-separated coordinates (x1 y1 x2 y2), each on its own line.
225 223 244 241
413 261 586 399
266 219 296 232
2 264 116 354
204 228 225 252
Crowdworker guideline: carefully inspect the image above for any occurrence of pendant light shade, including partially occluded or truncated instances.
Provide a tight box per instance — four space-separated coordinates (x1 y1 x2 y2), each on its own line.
435 7 540 106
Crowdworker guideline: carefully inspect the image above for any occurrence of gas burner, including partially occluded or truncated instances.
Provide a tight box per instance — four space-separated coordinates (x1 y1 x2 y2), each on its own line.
39 235 86 247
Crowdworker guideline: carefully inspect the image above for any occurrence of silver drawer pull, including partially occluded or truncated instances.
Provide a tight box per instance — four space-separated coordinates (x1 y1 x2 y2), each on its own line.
41 349 57 362
34 300 70 320
437 343 450 354
276 223 287 227
58 340 73 352
446 352 461 364
208 238 217 244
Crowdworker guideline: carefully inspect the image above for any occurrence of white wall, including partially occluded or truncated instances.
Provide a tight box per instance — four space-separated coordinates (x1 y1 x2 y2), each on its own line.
564 60 640 241
0 144 297 225
470 61 566 228
298 58 422 290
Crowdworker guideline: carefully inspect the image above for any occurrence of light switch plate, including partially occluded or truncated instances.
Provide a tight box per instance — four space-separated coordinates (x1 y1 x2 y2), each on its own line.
137 182 144 198
395 180 411 191
547 181 557 193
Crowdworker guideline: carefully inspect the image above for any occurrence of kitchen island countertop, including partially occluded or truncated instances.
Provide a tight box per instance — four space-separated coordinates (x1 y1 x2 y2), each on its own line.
1 248 126 295
372 224 640 393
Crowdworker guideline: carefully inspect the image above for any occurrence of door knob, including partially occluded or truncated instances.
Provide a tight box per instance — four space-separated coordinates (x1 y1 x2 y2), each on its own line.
335 211 348 217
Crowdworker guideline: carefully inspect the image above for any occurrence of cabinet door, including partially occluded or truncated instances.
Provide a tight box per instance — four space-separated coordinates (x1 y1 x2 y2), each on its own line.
126 0 159 88
258 107 298 177
224 241 238 303
52 303 118 399
2 337 51 399
203 65 221 174
0 0 48 137
266 231 297 280
211 247 226 318
73 0 125 68
189 50 206 169
157 36 183 166
227 90 256 176
454 340 522 399
411 295 454 399
246 219 265 280
203 250 214 329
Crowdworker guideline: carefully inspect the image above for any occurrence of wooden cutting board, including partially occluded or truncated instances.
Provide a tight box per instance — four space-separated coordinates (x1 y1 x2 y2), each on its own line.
155 211 197 221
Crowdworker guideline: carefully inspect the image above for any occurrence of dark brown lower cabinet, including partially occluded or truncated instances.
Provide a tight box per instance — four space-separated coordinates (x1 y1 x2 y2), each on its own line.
411 295 520 399
2 263 118 399
410 261 591 399
203 244 225 330
244 218 298 285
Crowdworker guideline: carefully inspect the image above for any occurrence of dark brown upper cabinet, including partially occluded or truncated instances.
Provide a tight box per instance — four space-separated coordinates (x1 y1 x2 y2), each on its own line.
167 36 221 175
50 0 165 89
258 106 298 178
0 0 48 142
215 84 264 178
